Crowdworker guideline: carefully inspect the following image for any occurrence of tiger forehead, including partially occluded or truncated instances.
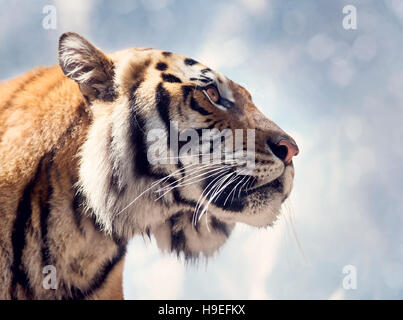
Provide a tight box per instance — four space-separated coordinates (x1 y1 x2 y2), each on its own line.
115 47 235 102
151 52 234 99
153 51 218 81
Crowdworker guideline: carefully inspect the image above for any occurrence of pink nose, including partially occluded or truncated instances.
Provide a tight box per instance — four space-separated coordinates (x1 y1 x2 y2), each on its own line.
277 139 299 164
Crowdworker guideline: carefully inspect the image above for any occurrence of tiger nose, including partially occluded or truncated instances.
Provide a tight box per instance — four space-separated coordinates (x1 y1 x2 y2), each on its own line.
268 137 299 164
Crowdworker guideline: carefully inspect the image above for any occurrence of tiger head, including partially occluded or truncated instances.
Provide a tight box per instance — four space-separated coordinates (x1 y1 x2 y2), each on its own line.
58 33 299 258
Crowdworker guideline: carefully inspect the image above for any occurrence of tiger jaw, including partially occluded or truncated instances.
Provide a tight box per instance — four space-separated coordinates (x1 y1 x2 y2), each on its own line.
194 165 294 227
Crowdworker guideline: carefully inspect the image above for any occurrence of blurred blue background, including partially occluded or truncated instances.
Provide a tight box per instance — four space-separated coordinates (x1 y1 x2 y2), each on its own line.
1 0 402 299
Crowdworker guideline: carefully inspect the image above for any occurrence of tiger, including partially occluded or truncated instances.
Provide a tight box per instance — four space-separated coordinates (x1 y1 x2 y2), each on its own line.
0 32 299 300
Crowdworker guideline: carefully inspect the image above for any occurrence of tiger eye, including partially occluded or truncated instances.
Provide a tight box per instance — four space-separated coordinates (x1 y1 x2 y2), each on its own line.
206 87 219 103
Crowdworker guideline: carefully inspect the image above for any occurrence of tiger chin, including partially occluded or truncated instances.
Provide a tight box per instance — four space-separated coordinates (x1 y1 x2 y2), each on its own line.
0 32 298 299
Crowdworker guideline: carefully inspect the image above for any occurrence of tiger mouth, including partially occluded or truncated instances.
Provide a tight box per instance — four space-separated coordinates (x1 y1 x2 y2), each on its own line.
243 178 281 196
202 173 283 212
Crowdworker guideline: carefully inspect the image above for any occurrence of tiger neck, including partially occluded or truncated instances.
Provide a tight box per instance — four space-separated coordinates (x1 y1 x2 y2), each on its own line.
10 98 127 299
44 100 128 299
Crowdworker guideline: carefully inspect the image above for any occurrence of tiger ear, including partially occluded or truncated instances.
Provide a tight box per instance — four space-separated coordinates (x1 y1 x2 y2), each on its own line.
58 32 117 102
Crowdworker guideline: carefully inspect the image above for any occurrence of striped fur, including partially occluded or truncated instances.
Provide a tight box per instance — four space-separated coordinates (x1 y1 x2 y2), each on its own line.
0 33 297 299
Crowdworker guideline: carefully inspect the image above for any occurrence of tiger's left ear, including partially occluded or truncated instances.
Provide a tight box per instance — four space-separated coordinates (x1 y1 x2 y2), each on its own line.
58 32 117 102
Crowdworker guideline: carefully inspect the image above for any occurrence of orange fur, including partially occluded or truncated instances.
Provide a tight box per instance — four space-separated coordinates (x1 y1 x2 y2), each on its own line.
0 66 123 299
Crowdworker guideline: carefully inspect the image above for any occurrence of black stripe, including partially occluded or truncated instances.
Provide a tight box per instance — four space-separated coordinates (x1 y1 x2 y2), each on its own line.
109 174 126 199
190 77 210 84
199 78 211 84
172 189 197 208
155 82 171 131
162 51 172 57
129 82 169 181
181 85 194 103
105 130 127 210
206 121 218 129
161 73 182 83
201 68 211 74
176 159 186 180
71 190 85 235
219 97 235 109
130 110 152 177
145 227 151 240
169 212 186 255
65 245 126 300
171 229 186 255
108 134 127 197
154 82 184 174
129 82 198 207
156 62 168 71
39 155 55 267
154 83 187 179
108 134 119 192
190 97 211 116
129 81 154 178
10 157 46 299
187 210 200 233
184 58 198 66
210 216 230 237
